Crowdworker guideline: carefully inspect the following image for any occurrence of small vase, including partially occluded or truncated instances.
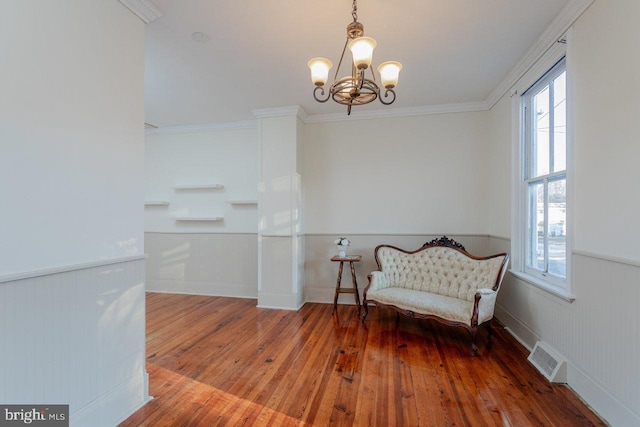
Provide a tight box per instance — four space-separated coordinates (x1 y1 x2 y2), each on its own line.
338 246 346 257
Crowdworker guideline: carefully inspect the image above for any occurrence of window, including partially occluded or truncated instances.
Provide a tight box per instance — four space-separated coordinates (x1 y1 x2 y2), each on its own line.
520 58 568 290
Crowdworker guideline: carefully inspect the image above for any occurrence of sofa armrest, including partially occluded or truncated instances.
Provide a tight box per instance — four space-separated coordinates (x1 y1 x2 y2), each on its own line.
474 288 498 325
366 271 390 293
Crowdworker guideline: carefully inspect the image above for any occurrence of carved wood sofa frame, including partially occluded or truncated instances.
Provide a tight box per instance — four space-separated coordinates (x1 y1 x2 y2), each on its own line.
362 236 509 356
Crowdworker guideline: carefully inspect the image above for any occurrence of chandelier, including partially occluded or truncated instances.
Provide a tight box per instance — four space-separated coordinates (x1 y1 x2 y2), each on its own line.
307 0 402 115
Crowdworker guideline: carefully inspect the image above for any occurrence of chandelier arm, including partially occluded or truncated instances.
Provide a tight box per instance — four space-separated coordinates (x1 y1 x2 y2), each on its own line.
333 38 350 83
379 88 397 105
313 86 331 103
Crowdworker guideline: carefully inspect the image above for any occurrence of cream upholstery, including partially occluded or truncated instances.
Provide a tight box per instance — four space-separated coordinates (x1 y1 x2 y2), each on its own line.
371 246 506 302
363 241 509 355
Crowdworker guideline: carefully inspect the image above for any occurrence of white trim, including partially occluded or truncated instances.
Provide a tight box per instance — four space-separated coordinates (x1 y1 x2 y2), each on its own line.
510 270 575 302
252 106 308 121
141 1 594 130
72 372 151 427
496 304 635 427
303 232 492 238
511 50 572 296
256 292 304 311
117 0 162 24
146 286 258 300
145 120 257 136
144 231 257 235
486 0 594 108
183 102 489 130
573 250 640 269
303 102 489 124
0 254 146 284
568 364 640 427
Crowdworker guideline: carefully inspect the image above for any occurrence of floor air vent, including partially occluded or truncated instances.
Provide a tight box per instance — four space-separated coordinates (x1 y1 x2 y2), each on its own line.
528 341 567 383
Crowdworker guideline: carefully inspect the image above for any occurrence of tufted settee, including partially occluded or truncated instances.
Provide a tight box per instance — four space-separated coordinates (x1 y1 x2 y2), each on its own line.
362 236 509 355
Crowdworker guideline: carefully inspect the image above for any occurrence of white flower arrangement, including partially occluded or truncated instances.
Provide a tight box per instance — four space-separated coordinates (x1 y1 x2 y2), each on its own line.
334 237 351 247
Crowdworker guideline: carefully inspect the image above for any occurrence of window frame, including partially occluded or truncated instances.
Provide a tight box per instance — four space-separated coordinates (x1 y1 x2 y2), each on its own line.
510 37 575 302
522 59 567 286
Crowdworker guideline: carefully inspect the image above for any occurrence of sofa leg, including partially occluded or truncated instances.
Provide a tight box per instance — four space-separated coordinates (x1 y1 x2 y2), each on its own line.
362 302 369 321
471 330 478 356
485 322 493 351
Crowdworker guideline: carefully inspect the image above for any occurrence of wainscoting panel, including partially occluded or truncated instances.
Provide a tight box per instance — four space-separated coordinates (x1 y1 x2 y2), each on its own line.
145 232 258 298
0 257 148 427
304 234 492 304
489 236 640 426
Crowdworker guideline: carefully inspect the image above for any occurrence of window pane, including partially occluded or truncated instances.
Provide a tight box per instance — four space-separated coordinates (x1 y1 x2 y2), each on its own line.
553 72 567 172
533 85 550 177
548 178 566 278
527 182 545 271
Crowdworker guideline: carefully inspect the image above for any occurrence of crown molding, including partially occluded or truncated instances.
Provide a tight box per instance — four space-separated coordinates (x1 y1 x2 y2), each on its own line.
252 106 308 122
145 119 258 136
303 101 490 124
152 102 489 132
118 0 162 24
485 0 595 108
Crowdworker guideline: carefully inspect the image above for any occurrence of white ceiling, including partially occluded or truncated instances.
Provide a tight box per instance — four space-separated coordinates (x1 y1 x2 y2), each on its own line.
144 0 571 127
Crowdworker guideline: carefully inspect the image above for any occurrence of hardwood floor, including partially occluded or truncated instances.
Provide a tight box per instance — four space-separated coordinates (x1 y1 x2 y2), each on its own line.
120 293 605 426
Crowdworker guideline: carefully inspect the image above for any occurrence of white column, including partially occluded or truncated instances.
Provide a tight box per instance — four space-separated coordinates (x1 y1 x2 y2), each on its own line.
255 107 306 309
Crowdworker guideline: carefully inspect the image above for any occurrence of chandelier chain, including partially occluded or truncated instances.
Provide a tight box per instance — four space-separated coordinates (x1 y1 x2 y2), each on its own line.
352 0 358 22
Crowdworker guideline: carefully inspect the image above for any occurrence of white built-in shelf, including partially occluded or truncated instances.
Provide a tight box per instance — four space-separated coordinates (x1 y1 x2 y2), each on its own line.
172 216 224 221
173 184 224 190
225 200 258 205
144 200 170 206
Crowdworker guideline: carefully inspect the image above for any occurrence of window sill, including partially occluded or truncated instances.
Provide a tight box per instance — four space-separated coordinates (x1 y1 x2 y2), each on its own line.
509 270 576 303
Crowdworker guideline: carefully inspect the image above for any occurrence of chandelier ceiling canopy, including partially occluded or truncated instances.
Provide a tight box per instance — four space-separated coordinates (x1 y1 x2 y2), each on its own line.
307 0 402 115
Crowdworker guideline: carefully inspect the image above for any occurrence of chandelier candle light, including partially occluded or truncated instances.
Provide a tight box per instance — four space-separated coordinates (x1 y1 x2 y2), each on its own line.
308 0 402 115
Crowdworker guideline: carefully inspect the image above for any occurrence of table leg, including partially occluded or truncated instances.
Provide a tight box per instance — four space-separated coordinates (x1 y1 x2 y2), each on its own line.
333 261 344 313
349 261 361 314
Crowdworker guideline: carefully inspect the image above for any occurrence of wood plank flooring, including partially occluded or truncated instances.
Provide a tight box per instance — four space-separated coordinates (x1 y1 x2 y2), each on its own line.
119 293 606 426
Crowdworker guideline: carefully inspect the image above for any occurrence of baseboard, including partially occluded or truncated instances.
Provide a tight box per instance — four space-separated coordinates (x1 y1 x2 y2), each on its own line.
257 292 304 310
71 371 150 427
495 304 638 426
568 365 639 427
146 279 257 299
494 304 538 351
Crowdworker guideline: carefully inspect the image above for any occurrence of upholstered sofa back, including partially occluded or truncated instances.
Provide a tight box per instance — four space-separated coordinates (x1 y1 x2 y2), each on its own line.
375 246 508 302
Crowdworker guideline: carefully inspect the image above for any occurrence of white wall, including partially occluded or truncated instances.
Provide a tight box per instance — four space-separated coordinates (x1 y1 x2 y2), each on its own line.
145 128 258 233
0 1 148 425
303 112 491 235
145 127 259 298
572 0 640 261
486 94 512 239
0 1 145 276
489 1 640 425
